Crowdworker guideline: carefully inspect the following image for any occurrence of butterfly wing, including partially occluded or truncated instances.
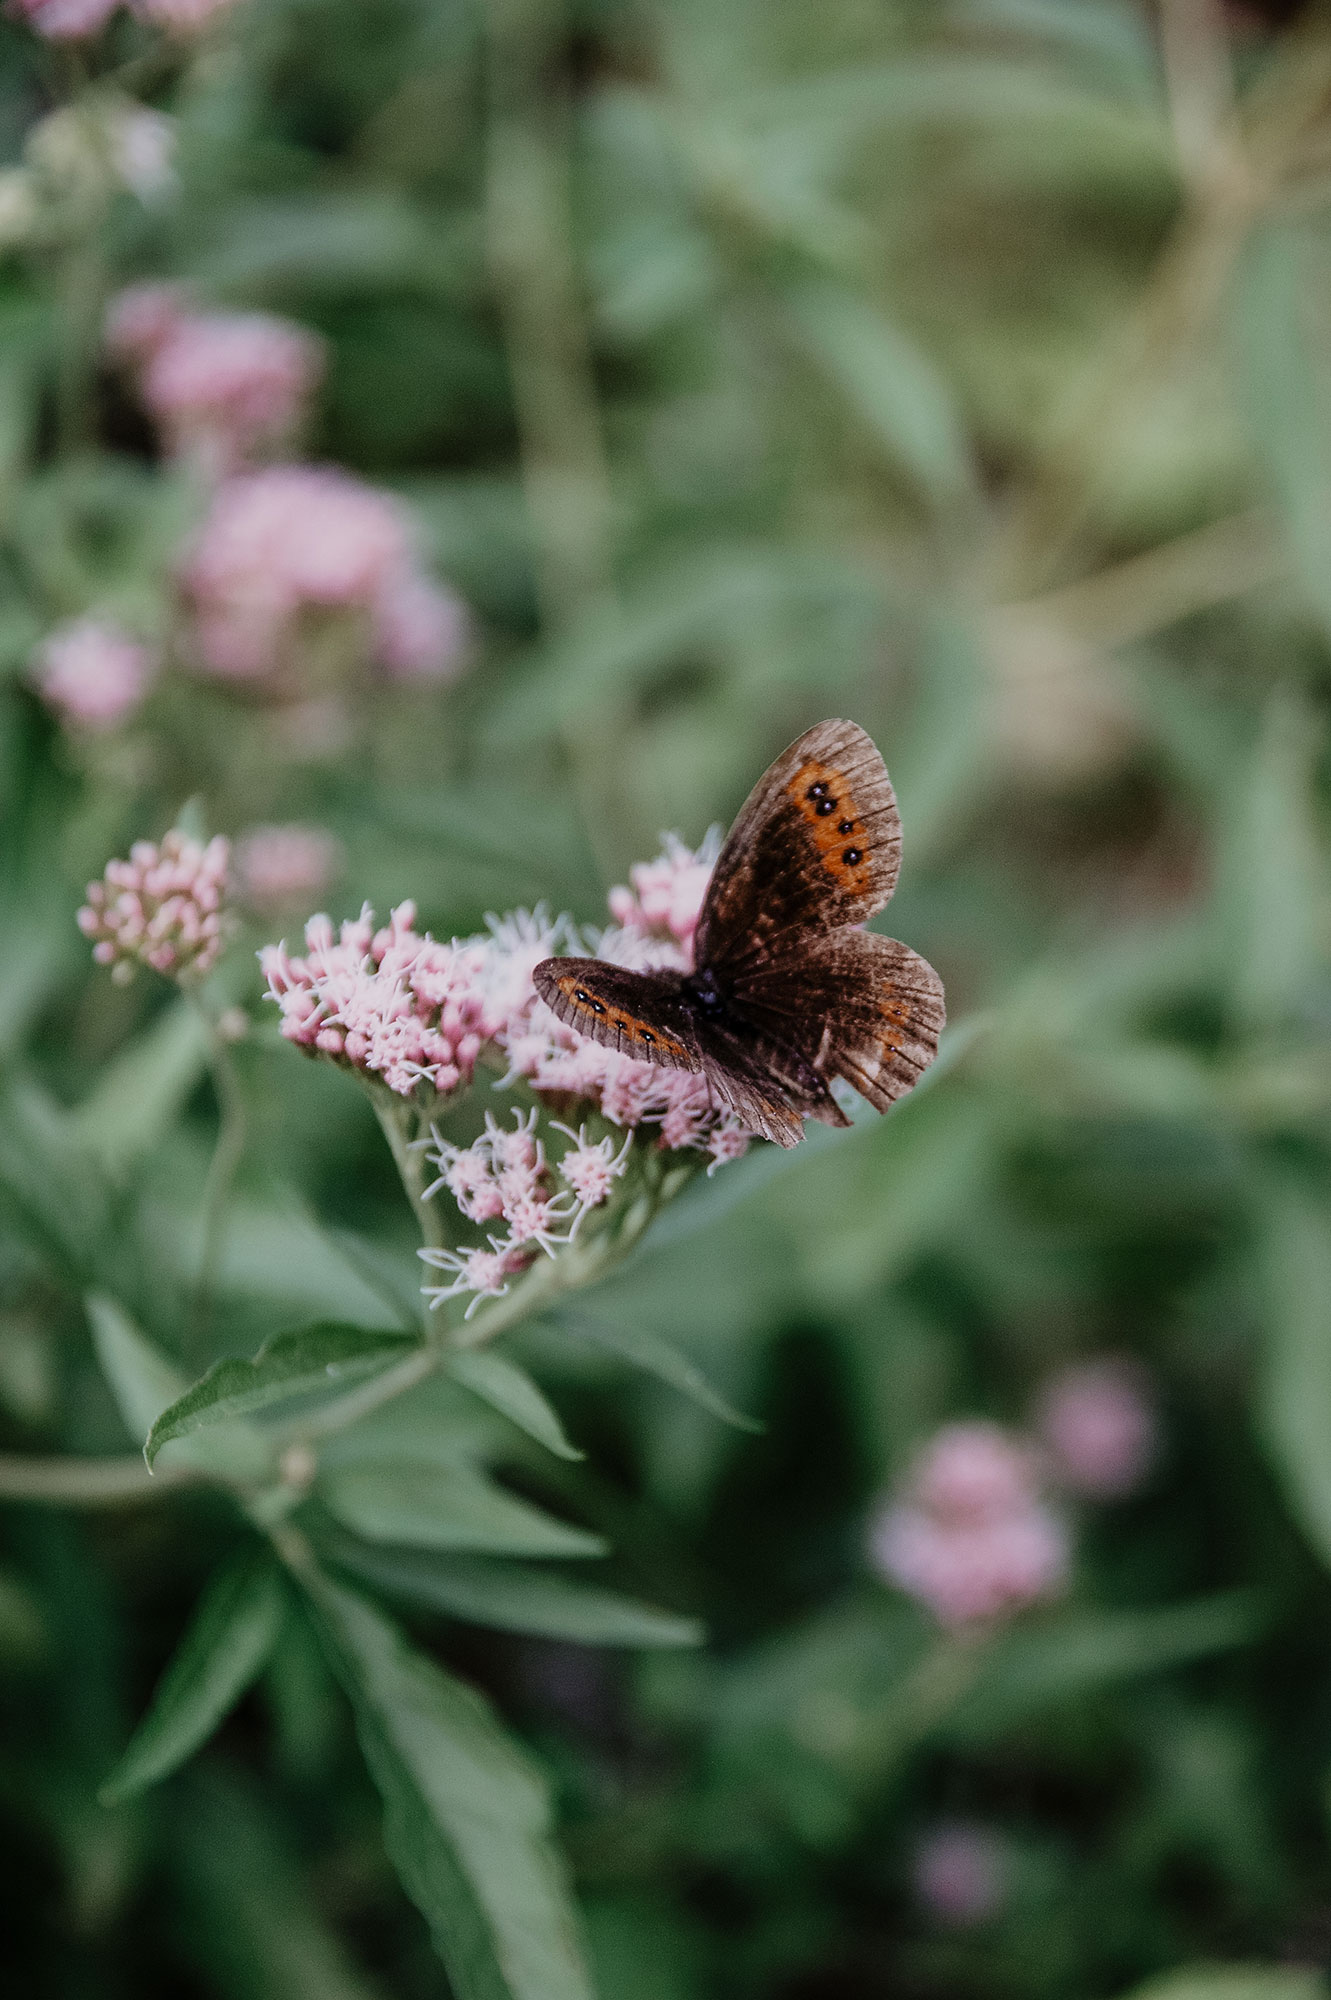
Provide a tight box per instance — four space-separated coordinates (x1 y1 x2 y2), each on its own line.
732 929 945 1113
534 959 704 1070
533 957 817 1147
694 718 902 976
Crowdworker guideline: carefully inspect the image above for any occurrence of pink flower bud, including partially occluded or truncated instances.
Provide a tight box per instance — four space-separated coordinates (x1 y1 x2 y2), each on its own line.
914 1824 1008 1927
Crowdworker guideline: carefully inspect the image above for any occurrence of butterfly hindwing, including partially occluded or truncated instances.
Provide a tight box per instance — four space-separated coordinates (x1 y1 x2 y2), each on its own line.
534 960 704 1071
732 929 945 1113
695 719 902 975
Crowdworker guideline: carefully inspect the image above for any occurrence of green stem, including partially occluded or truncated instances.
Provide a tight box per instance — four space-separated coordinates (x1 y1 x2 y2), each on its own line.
369 1094 449 1258
192 1002 248 1337
0 1453 195 1505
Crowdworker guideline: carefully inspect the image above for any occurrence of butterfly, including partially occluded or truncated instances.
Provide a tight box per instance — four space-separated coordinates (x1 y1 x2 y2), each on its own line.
533 719 945 1148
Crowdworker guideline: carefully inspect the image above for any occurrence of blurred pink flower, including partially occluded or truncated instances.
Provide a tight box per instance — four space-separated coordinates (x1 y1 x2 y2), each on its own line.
107 291 323 474
141 312 323 474
869 1421 1070 1630
105 283 186 366
9 0 117 38
79 830 231 983
130 0 239 27
33 618 155 732
913 1823 1008 1927
1036 1356 1158 1499
234 824 342 911
374 570 470 681
183 465 466 684
607 829 720 948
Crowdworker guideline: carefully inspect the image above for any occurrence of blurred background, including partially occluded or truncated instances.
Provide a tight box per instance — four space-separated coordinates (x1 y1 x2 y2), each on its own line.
4 0 1331 1995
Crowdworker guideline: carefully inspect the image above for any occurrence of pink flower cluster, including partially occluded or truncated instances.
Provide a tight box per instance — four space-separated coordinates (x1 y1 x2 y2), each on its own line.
1035 1355 1158 1498
260 833 753 1310
869 1422 1069 1631
10 0 236 37
32 617 155 731
418 1110 632 1317
107 286 324 476
913 1823 1009 1928
79 829 230 983
607 828 721 949
182 465 469 683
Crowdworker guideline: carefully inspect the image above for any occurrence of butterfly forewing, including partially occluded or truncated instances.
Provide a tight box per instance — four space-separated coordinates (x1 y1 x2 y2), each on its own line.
695 718 902 975
534 960 704 1071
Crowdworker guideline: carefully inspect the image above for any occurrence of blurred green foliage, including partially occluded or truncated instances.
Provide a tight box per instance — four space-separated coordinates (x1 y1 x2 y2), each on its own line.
4 0 1331 1997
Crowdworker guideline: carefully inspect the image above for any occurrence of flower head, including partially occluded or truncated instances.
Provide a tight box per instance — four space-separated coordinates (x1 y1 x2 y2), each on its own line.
869 1421 1069 1631
606 828 720 950
183 465 466 685
1035 1356 1158 1499
79 829 231 983
136 309 323 475
32 618 155 731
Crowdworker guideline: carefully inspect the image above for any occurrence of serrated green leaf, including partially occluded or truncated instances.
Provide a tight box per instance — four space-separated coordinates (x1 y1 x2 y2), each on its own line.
449 1352 583 1462
305 1569 594 2000
145 1324 421 1468
550 1311 761 1432
322 1462 605 1560
329 1542 702 1647
100 1554 285 1804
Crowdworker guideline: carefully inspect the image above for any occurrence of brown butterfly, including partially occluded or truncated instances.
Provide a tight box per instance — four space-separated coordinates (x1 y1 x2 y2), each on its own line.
533 719 945 1148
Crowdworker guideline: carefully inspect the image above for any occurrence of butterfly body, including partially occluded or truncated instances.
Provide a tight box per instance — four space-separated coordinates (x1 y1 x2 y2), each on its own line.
535 719 944 1147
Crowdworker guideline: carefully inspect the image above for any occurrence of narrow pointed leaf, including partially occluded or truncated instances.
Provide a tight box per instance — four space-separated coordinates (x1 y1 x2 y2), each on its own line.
88 1294 273 1481
145 1323 420 1468
100 1554 285 1804
330 1543 702 1647
449 1352 583 1461
551 1312 761 1432
305 1569 595 2000
322 1462 605 1559
70 998 211 1172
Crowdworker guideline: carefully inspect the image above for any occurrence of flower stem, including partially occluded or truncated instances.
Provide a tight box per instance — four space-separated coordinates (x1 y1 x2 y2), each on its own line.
192 1001 248 1338
0 1453 195 1505
369 1095 450 1259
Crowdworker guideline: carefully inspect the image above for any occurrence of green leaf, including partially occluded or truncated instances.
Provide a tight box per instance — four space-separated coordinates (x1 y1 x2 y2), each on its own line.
449 1352 583 1462
1235 223 1331 642
145 1323 421 1468
305 1568 595 2000
550 1311 761 1432
1259 1178 1331 1570
87 1291 188 1445
329 1543 702 1647
1217 689 1326 1030
784 281 976 508
170 1768 389 2000
70 999 212 1172
944 1593 1268 1742
322 1463 605 1560
100 1554 285 1804
1118 1971 1327 2000
89 1294 272 1482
